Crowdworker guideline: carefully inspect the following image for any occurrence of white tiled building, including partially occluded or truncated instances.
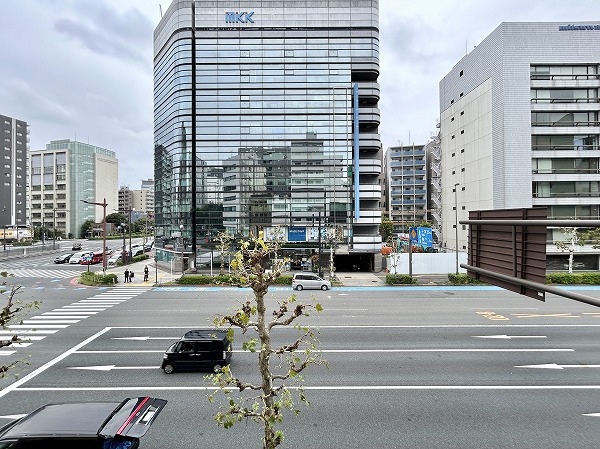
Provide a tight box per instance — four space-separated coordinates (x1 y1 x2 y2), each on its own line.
439 22 600 269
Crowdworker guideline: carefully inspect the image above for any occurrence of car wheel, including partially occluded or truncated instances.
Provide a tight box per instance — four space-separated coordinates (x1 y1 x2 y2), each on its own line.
213 364 222 372
296 285 303 291
163 363 175 374
321 284 329 291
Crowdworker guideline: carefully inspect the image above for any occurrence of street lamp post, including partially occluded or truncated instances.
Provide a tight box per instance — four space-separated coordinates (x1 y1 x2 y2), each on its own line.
128 208 133 261
119 224 127 263
81 198 108 273
454 183 460 274
179 224 185 275
52 208 57 248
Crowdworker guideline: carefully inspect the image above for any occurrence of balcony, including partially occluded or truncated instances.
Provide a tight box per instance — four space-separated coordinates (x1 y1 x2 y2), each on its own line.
358 158 381 175
359 184 382 200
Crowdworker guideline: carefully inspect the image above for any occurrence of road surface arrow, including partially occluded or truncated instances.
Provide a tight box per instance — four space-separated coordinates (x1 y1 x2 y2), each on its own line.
67 365 160 371
473 335 547 340
111 336 178 341
516 363 600 370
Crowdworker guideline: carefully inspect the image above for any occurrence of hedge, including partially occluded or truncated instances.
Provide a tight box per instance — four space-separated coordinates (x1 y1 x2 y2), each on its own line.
78 271 118 286
447 273 485 285
177 274 293 286
546 272 600 285
385 274 417 285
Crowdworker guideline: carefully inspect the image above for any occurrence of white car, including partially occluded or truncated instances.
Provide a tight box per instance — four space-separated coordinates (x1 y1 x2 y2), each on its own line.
68 251 88 264
107 254 122 267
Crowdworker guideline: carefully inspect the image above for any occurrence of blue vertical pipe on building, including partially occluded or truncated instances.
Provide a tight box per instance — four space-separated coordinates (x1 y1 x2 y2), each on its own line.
353 82 360 220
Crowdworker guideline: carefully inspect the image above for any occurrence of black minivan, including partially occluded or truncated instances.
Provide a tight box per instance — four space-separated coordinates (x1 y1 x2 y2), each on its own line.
161 329 232 374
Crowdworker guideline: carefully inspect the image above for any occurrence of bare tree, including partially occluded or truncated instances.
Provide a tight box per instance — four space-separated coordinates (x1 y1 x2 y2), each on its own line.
208 234 326 448
555 226 583 274
0 282 40 377
325 225 342 282
214 231 234 276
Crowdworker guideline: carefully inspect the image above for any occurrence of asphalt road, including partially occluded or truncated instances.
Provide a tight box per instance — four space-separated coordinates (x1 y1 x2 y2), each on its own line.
2 256 600 447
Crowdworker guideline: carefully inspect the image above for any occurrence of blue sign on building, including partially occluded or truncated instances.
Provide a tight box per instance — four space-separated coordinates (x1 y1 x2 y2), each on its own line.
288 227 306 242
225 11 254 23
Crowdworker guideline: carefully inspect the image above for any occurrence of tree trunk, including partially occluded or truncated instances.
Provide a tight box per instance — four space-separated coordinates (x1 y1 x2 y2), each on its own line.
255 286 277 448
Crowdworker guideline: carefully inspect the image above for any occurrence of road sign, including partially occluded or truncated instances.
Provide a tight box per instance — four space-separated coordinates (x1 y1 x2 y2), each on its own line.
409 227 432 247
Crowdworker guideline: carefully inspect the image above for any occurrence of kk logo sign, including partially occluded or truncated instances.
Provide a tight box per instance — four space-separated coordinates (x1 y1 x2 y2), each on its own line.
225 11 254 23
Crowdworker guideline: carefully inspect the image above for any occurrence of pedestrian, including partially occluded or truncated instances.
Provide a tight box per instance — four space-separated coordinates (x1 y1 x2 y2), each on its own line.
124 269 130 283
130 271 135 282
143 265 149 282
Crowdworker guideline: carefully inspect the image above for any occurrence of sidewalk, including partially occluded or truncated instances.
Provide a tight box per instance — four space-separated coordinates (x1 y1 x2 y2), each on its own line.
104 260 449 288
104 259 173 286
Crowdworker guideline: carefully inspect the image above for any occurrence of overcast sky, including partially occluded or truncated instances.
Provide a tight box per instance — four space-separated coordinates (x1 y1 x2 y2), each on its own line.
0 0 597 188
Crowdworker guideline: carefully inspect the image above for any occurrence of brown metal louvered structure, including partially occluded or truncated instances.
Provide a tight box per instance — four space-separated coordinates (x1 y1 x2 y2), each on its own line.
462 207 600 307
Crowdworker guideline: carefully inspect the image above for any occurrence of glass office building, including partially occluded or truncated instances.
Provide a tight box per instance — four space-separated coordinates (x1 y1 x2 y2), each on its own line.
153 0 382 271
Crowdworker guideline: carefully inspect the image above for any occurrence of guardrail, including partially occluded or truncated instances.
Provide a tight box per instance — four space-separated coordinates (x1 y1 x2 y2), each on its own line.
0 243 61 260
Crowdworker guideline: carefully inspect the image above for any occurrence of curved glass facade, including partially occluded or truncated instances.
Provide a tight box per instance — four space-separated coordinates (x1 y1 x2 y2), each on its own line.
154 0 382 267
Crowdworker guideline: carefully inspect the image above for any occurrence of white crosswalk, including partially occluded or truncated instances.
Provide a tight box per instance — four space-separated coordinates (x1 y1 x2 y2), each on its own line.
3 269 82 279
1 286 152 358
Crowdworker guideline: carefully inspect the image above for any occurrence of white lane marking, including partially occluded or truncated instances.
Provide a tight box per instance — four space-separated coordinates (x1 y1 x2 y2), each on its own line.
516 363 600 370
45 311 98 314
112 336 181 341
6 342 32 348
473 335 547 340
7 325 69 329
0 335 45 341
38 315 90 319
15 385 600 392
0 327 112 399
582 412 600 417
315 325 600 328
327 308 368 311
0 330 57 334
22 320 80 324
0 351 16 356
75 348 573 354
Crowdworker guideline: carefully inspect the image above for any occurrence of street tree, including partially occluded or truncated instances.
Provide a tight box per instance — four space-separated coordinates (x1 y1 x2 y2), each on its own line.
325 225 343 281
214 231 234 275
79 219 95 239
379 216 394 244
208 234 326 449
555 226 585 273
106 213 127 227
0 281 40 377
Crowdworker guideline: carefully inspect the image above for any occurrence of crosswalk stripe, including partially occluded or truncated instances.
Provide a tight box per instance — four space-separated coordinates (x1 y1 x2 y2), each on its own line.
6 285 152 358
6 269 80 279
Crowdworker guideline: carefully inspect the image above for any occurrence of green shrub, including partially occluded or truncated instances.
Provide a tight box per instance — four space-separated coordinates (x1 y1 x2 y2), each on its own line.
177 275 215 285
272 275 293 285
78 271 118 286
177 273 292 286
385 274 417 285
132 254 149 263
580 273 600 284
546 272 600 285
447 273 484 285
